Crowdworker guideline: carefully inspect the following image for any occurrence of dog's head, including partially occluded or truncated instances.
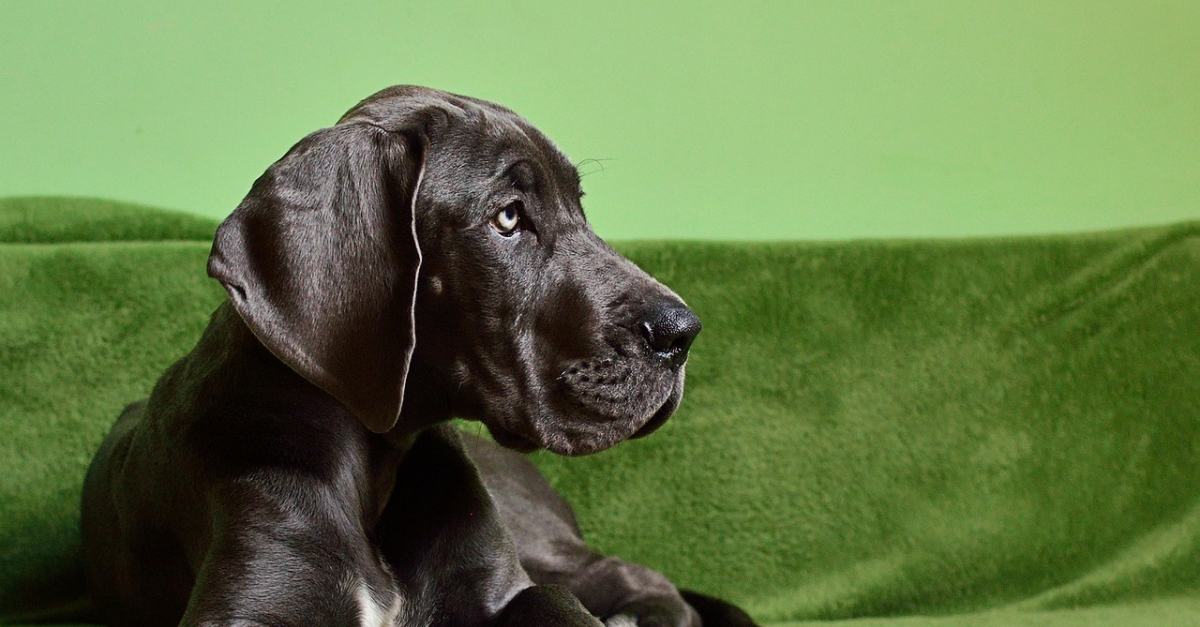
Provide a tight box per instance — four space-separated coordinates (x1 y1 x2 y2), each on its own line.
208 86 699 456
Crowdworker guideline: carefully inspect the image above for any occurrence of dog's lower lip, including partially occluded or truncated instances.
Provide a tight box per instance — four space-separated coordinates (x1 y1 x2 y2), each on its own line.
485 423 540 453
630 394 676 440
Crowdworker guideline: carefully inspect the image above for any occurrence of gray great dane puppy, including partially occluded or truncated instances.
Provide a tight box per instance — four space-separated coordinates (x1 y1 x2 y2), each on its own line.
80 86 757 627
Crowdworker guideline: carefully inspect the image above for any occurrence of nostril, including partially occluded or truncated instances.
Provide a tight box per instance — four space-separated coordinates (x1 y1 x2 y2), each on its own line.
670 333 695 354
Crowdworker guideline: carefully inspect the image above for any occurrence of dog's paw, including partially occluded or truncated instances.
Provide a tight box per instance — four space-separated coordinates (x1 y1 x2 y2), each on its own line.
603 600 700 627
602 614 640 627
678 591 759 627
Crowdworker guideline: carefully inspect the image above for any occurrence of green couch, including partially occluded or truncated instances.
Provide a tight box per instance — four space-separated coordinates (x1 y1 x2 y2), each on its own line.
3 197 1200 627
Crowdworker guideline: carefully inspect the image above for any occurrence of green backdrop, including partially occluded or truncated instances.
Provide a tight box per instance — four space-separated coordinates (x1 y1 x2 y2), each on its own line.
1 1 1197 241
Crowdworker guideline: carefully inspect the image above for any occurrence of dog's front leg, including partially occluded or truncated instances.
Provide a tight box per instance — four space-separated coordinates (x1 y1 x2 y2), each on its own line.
493 585 603 627
377 425 601 627
174 477 400 627
463 434 700 627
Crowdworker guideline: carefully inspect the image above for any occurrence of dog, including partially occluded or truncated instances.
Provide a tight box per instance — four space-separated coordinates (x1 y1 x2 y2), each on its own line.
80 86 757 627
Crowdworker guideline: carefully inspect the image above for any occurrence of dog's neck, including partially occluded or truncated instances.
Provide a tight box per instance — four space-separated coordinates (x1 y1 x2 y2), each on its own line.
147 301 462 514
184 301 458 432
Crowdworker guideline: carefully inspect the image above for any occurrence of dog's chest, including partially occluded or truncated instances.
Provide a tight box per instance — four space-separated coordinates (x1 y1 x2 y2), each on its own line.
356 581 404 627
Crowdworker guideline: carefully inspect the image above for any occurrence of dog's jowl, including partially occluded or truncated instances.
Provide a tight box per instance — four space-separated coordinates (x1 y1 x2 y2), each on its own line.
80 86 755 627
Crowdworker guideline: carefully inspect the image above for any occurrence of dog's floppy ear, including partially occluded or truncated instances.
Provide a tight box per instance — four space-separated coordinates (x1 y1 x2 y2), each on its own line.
207 121 425 433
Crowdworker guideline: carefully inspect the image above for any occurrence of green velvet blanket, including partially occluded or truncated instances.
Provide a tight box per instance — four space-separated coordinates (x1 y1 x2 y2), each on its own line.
3 197 1200 627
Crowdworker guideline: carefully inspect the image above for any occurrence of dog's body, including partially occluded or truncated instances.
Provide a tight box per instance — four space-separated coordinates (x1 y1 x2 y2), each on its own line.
80 86 754 627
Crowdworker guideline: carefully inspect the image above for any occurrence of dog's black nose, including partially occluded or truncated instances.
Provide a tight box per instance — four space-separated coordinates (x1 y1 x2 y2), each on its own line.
640 299 701 367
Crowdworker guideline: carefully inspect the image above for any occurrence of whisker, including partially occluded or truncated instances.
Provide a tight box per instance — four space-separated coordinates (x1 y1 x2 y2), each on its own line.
575 157 615 178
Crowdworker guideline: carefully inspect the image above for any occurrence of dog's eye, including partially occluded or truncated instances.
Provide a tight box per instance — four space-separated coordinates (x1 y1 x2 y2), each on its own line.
491 201 523 236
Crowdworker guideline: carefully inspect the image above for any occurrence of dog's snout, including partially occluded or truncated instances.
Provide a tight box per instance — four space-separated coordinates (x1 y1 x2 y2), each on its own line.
639 300 701 367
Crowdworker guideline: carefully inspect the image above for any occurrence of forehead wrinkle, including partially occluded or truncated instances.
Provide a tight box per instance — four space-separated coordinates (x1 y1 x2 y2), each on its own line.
478 106 576 181
524 132 584 201
476 105 533 144
488 136 580 197
469 104 584 219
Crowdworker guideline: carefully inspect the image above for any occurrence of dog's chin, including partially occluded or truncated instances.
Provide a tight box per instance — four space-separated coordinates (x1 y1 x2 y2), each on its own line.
483 371 685 457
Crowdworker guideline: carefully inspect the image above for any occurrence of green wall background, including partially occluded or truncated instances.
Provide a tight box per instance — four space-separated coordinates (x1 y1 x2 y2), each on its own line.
2 1 1197 241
